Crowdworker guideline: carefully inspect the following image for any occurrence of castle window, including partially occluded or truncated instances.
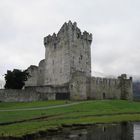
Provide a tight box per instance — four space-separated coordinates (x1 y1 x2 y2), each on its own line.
71 84 73 88
54 43 57 49
109 80 111 86
79 55 83 63
77 33 80 38
103 93 106 99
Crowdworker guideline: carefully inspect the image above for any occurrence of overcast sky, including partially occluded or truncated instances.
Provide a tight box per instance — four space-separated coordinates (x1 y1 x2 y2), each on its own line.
0 0 140 81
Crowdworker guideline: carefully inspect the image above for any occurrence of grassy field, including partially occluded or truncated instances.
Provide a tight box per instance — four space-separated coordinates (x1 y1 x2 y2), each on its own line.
0 100 140 137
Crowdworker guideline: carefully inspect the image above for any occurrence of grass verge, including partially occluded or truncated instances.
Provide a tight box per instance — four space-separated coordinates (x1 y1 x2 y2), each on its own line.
0 100 140 137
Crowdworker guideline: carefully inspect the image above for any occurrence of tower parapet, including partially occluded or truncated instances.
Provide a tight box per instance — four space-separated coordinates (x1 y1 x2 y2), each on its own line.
44 21 92 47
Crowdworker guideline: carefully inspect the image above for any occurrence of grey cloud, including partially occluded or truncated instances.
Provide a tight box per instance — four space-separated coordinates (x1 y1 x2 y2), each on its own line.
0 0 140 81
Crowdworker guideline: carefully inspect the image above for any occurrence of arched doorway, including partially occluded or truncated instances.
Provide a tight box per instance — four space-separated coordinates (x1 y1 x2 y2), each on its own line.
103 92 106 99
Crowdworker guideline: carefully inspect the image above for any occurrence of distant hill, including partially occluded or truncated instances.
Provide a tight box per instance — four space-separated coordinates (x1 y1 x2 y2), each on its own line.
133 81 140 99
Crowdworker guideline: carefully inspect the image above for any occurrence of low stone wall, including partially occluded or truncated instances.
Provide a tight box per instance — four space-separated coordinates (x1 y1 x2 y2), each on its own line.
25 85 69 94
0 89 40 102
26 85 70 100
0 89 55 102
0 84 70 102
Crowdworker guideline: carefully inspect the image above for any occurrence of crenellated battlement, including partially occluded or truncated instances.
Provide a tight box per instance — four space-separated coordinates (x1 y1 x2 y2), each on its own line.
44 33 57 46
44 21 92 47
91 76 119 86
118 74 132 81
91 74 132 87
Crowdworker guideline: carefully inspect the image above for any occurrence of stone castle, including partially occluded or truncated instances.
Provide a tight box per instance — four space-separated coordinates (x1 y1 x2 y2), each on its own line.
24 21 133 100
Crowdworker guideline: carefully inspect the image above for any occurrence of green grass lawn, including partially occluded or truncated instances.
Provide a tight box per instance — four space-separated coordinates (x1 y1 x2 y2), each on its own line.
0 100 71 110
0 100 140 137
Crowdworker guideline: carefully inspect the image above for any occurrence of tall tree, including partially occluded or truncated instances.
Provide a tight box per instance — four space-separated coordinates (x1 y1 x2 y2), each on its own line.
4 69 29 89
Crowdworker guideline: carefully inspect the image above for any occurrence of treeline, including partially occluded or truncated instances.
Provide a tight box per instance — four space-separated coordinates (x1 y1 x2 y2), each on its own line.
4 69 29 89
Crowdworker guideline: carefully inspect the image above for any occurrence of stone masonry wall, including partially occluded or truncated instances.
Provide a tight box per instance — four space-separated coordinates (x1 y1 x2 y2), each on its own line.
25 65 38 87
89 77 121 99
69 72 87 100
0 89 40 102
69 36 91 77
69 72 133 100
25 84 69 100
68 21 92 77
37 59 45 86
0 88 57 102
0 74 133 102
118 74 133 100
44 23 71 85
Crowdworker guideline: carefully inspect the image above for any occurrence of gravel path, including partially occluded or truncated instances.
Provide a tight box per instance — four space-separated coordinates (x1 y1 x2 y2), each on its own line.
0 101 85 112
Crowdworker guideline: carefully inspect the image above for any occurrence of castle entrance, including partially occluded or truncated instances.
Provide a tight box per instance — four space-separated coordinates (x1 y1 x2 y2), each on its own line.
103 92 106 99
55 92 70 100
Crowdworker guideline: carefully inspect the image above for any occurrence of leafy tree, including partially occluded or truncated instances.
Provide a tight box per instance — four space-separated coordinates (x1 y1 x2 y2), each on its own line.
4 69 29 89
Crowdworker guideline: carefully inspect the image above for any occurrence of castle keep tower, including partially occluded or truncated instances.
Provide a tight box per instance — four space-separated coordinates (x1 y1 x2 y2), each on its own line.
24 21 133 101
44 21 92 85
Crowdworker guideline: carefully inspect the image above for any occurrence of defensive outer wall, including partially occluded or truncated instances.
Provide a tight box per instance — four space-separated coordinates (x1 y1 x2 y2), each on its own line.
0 21 133 102
0 73 133 102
